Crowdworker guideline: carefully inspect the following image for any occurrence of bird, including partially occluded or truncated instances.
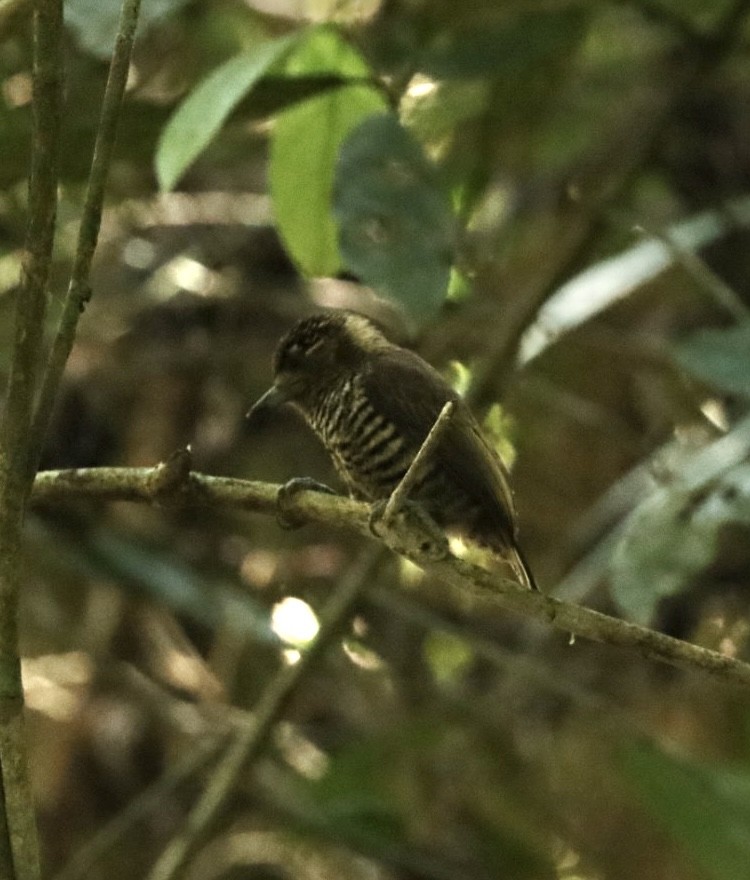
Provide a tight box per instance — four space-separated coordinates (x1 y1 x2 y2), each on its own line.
247 311 537 590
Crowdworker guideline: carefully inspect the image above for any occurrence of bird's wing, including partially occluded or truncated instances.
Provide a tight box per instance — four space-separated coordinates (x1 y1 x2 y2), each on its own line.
362 348 518 543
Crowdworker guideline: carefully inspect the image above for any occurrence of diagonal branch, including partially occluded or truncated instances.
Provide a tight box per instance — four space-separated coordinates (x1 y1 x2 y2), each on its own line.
383 401 454 522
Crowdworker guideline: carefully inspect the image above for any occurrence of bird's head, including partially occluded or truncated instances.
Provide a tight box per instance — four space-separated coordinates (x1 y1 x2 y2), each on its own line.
247 312 390 419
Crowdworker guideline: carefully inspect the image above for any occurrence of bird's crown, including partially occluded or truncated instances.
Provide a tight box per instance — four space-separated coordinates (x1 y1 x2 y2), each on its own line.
274 312 390 376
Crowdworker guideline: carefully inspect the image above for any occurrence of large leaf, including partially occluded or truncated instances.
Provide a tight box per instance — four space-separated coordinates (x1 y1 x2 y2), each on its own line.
621 742 750 880
674 322 750 399
334 113 454 322
156 34 299 191
610 422 750 624
269 27 387 277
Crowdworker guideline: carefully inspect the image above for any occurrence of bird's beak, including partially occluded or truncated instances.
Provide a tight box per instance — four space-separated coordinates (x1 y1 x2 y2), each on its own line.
246 384 290 422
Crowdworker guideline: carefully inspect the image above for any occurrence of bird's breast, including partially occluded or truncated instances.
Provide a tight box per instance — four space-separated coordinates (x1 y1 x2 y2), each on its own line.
308 376 417 499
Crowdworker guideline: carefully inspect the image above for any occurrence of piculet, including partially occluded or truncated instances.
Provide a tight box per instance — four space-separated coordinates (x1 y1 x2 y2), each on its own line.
248 312 537 590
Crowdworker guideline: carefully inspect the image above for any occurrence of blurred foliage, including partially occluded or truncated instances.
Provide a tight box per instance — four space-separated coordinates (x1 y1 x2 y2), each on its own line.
620 742 750 880
3 0 750 878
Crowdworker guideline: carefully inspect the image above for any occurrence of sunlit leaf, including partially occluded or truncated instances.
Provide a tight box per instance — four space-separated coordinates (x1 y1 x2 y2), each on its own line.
334 113 454 322
156 34 299 191
270 27 387 276
674 322 750 398
621 742 750 880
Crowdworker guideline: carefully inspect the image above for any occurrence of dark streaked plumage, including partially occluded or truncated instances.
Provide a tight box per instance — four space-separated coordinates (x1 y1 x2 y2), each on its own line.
249 312 537 590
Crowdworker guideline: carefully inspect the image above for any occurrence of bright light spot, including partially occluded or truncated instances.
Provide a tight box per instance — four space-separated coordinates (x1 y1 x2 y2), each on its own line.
164 255 214 294
448 360 472 396
342 639 385 670
448 536 468 557
407 75 438 98
2 72 32 108
398 557 424 584
123 237 156 270
22 652 92 722
700 398 729 431
271 597 319 646
483 403 516 466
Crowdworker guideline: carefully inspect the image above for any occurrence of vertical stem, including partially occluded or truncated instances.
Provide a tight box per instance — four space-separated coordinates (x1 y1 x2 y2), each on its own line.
27 0 143 479
0 0 63 877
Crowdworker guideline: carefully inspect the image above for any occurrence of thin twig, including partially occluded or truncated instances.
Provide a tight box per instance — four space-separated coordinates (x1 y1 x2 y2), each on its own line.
383 401 454 523
29 464 750 690
145 546 384 880
26 0 143 481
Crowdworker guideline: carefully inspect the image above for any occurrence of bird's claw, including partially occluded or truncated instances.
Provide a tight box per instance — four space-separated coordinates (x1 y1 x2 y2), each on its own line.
276 477 337 530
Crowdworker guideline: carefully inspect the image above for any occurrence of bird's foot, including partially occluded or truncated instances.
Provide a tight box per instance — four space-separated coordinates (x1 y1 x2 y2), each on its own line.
276 477 338 530
368 499 449 561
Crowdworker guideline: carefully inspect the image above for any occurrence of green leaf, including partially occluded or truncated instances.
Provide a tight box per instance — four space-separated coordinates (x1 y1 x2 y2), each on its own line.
621 742 750 880
419 9 587 80
156 34 299 191
610 462 750 624
423 631 473 684
333 113 454 322
269 27 387 277
674 322 750 398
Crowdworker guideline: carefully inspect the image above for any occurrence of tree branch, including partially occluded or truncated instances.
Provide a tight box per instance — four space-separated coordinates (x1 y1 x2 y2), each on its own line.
31 465 750 690
383 401 454 522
